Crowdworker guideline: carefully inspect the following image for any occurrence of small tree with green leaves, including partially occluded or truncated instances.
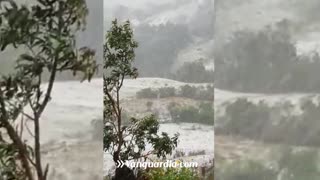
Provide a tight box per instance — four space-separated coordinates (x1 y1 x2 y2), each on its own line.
0 0 97 179
104 19 179 179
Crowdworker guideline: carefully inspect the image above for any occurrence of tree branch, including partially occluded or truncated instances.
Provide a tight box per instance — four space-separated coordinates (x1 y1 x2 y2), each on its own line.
0 89 34 180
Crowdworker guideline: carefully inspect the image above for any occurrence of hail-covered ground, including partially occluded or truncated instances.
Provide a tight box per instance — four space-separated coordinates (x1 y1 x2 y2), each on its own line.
104 78 214 175
22 79 104 180
17 77 320 178
19 78 213 179
19 72 319 178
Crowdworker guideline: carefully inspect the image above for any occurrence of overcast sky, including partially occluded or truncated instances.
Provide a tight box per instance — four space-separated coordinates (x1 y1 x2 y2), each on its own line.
104 0 214 29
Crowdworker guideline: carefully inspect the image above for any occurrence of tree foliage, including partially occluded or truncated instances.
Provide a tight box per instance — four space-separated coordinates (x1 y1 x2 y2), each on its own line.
215 19 320 93
0 0 97 179
104 19 179 178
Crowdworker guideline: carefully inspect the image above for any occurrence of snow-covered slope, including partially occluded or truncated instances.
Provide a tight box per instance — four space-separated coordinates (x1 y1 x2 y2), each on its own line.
104 78 214 174
16 78 213 177
120 77 213 99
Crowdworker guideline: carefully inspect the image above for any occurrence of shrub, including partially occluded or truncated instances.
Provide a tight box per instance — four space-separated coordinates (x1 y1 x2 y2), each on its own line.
136 85 214 102
141 167 200 180
136 88 158 98
198 103 214 125
217 97 320 147
176 106 199 123
217 148 320 180
158 87 176 98
180 85 198 99
277 148 320 180
215 18 320 93
169 103 214 125
173 61 214 83
216 159 277 180
197 85 214 101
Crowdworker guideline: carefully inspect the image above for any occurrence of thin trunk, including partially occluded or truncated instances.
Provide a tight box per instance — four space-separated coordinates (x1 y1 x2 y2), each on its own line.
34 59 58 180
0 91 34 180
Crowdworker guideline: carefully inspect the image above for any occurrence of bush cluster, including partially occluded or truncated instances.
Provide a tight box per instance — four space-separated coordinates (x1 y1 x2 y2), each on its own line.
216 148 320 180
168 102 214 125
141 167 201 180
215 19 320 93
171 61 214 83
216 97 320 146
136 85 214 101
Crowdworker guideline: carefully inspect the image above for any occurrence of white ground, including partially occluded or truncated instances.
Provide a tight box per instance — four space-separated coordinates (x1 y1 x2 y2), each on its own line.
15 78 213 178
105 78 214 175
22 79 104 179
17 76 318 178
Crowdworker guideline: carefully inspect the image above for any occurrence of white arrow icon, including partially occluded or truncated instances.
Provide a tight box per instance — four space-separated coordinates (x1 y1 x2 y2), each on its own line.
116 160 125 168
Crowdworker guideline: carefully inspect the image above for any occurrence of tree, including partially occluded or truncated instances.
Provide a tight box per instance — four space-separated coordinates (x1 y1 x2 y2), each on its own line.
0 0 97 179
104 19 179 179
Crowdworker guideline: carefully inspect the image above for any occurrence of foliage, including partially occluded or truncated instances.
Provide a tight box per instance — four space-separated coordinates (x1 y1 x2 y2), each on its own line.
136 85 214 101
172 61 214 83
215 159 277 180
216 148 320 180
141 167 200 180
168 102 214 125
223 98 270 138
277 148 320 180
217 97 320 146
136 88 158 99
215 19 320 93
0 0 96 179
104 19 179 179
180 85 198 99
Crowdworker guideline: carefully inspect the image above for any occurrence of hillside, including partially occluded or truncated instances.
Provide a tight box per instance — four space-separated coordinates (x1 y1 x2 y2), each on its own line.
11 78 213 178
215 87 320 179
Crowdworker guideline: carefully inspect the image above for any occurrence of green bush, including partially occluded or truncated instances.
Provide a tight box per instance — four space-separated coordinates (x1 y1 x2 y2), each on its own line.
216 148 320 180
180 85 198 99
136 88 158 98
215 18 320 93
141 167 200 180
216 159 277 180
136 85 214 102
172 61 214 83
217 97 320 147
168 103 214 125
136 87 176 99
277 148 320 180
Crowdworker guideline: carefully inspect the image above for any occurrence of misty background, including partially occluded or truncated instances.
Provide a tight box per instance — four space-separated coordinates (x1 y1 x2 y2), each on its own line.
105 0 214 82
214 0 320 179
